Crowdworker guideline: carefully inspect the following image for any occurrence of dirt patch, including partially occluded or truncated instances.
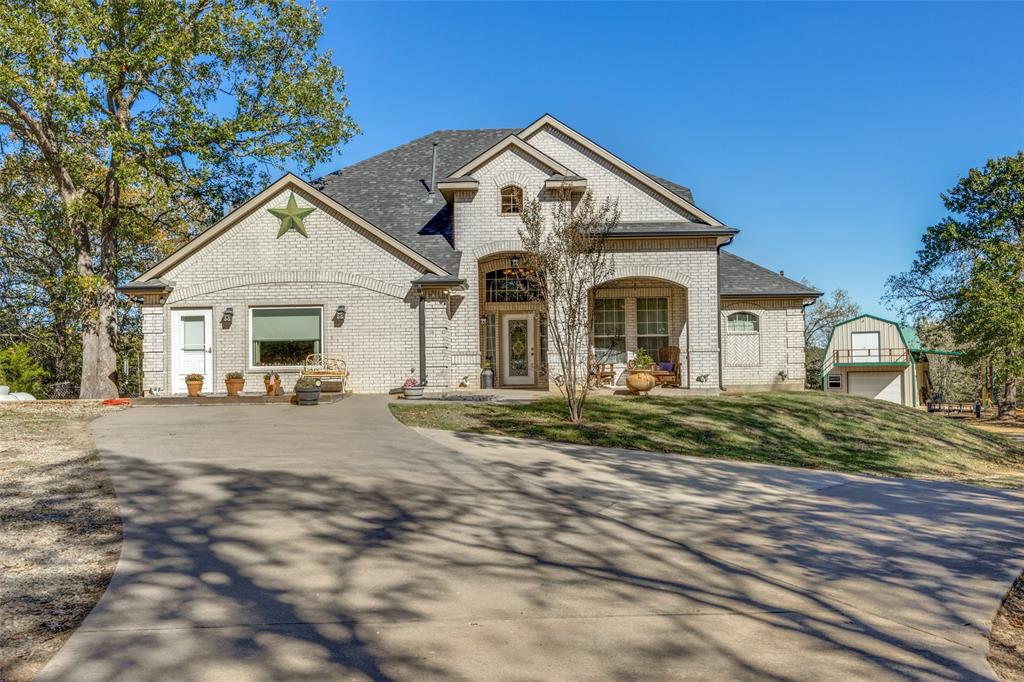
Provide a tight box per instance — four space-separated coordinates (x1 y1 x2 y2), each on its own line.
991 572 1024 681
0 401 124 681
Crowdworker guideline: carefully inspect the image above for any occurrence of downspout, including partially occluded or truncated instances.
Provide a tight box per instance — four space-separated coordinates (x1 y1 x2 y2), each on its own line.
418 286 427 386
716 236 735 391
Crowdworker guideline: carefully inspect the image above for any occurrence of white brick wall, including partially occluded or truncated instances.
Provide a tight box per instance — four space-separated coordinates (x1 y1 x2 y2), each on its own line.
720 298 807 389
147 187 447 394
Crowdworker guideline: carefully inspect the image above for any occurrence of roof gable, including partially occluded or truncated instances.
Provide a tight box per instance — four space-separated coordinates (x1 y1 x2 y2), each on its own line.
447 134 574 179
134 174 449 283
519 114 722 226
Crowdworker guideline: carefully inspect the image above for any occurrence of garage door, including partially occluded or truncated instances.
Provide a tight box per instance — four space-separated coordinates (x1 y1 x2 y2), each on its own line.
848 372 903 404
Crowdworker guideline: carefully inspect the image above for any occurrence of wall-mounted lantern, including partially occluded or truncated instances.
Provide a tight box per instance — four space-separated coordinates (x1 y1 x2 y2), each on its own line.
221 307 234 328
510 256 521 268
480 315 488 326
333 305 347 325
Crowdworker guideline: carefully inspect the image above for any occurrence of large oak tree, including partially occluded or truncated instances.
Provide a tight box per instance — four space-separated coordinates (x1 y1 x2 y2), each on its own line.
0 0 358 397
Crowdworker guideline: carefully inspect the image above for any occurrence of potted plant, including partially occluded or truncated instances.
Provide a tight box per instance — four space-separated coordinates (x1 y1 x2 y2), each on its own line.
625 348 656 395
185 373 204 397
263 372 280 396
294 376 322 405
402 377 424 399
225 371 245 397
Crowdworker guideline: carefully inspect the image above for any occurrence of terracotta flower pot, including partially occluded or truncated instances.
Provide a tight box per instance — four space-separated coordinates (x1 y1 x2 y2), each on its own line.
626 369 656 395
225 378 245 397
186 380 203 398
264 380 276 396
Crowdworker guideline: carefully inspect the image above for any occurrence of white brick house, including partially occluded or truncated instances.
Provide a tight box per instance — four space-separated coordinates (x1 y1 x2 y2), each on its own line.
122 114 820 395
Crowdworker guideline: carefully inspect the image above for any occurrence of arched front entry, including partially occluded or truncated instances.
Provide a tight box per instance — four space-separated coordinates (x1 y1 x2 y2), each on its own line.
477 252 548 389
590 276 689 387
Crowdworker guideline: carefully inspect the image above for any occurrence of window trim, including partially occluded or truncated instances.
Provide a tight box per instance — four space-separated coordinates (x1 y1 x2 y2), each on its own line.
248 305 324 371
827 373 842 389
499 184 524 215
593 298 627 364
727 311 760 333
635 297 670 358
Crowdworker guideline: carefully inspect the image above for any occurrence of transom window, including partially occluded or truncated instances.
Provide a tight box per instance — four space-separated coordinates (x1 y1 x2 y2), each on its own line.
727 312 759 333
636 298 669 357
500 185 523 214
485 267 543 303
593 299 626 364
250 307 322 367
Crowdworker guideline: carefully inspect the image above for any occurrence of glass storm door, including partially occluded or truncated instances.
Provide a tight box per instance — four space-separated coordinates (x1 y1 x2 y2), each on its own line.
502 314 535 386
171 309 213 394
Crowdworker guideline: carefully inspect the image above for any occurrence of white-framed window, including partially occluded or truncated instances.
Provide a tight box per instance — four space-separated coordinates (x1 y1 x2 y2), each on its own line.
727 311 759 333
500 185 523 214
249 306 322 368
636 297 669 357
593 298 626 364
827 374 842 388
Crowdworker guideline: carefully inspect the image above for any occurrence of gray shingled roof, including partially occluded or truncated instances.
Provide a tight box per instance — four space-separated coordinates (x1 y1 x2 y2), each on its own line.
719 251 821 298
313 129 517 274
647 174 695 204
611 221 737 237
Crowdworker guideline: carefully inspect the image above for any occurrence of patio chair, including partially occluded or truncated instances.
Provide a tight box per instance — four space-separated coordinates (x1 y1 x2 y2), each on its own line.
588 354 616 388
650 346 681 387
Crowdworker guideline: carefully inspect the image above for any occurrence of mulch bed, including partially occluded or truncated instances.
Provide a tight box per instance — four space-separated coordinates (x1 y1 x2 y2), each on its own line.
990 571 1024 681
0 401 124 681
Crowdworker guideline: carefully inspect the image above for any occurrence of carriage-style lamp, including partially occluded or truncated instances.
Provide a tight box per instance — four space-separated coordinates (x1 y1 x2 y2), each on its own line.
221 307 234 326
480 315 488 326
333 305 347 324
510 256 521 268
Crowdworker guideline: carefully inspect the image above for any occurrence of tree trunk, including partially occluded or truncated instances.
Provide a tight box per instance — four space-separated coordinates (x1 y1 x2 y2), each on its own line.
999 374 1018 419
79 281 120 399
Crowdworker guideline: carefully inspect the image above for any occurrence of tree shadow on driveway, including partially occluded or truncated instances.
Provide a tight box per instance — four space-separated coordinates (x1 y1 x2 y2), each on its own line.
38 403 1024 681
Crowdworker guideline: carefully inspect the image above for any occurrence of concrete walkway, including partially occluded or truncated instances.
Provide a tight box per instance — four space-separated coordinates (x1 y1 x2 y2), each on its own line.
40 396 1024 681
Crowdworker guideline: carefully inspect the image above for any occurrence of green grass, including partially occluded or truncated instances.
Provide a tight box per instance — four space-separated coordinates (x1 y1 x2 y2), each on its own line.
391 392 1024 486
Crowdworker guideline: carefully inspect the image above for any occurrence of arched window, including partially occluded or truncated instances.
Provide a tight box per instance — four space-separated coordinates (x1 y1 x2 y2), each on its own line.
500 185 523 214
484 265 542 303
727 312 759 333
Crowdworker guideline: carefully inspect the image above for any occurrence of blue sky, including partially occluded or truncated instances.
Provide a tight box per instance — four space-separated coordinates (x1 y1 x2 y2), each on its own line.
309 2 1023 317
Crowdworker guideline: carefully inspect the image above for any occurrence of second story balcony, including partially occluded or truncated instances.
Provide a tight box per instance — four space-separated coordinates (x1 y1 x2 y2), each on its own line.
832 348 911 365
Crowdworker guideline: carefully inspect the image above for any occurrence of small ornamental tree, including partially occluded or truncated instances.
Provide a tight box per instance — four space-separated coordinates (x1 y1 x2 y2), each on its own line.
518 188 619 423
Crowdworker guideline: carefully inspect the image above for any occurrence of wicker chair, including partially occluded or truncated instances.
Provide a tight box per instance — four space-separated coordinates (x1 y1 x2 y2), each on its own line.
649 346 681 387
301 353 349 393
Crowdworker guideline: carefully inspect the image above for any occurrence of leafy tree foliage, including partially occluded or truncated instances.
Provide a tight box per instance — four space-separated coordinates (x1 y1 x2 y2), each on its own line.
886 153 1024 416
0 0 358 397
0 343 48 396
518 188 619 424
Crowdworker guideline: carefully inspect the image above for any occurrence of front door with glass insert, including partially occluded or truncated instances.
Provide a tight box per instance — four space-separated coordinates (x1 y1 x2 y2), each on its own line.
502 314 535 386
171 309 213 394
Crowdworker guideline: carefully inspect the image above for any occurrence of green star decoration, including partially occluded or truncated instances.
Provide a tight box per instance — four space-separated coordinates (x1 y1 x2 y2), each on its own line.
268 193 315 238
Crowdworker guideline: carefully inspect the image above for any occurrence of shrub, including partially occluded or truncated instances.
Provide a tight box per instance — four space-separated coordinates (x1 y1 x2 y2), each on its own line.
0 343 49 396
225 371 244 380
633 347 654 369
185 373 204 382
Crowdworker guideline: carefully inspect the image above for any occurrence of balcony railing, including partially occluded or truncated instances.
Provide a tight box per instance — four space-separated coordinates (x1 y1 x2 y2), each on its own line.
832 348 910 364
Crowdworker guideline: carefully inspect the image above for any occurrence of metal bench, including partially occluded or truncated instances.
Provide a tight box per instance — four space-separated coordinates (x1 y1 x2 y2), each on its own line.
301 354 349 393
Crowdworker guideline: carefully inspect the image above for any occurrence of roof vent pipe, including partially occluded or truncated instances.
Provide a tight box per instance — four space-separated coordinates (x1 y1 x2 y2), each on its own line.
428 141 438 202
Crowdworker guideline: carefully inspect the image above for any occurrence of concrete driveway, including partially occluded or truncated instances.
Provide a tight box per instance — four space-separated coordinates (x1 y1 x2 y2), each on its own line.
40 396 1024 681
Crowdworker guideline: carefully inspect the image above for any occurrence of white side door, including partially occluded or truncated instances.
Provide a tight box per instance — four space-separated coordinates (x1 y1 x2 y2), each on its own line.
171 309 213 394
851 331 880 363
502 314 535 386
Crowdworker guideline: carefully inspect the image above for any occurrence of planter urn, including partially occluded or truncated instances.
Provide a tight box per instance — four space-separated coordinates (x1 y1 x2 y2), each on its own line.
295 386 321 406
403 386 425 400
264 379 277 396
225 378 245 397
625 365 656 395
185 380 203 398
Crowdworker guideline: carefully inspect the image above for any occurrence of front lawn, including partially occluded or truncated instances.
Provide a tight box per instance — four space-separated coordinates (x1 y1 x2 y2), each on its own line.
391 391 1024 486
0 402 122 682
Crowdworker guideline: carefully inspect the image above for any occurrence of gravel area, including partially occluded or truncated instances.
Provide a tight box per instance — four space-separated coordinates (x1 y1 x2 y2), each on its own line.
0 401 123 681
991 572 1024 681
